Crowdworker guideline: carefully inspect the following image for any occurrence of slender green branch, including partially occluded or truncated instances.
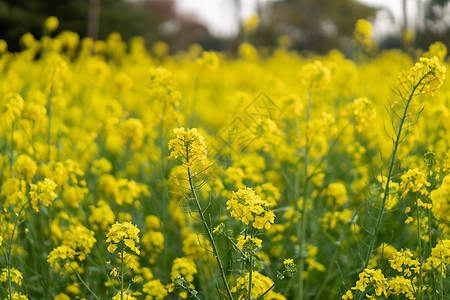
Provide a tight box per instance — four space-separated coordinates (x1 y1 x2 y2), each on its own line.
47 87 53 162
187 167 234 300
247 231 254 300
416 197 423 300
298 87 312 300
9 120 14 170
69 265 101 300
356 74 427 300
6 198 30 300
120 246 124 300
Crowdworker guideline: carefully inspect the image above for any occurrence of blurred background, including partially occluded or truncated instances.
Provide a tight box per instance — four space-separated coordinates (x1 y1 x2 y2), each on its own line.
0 0 449 54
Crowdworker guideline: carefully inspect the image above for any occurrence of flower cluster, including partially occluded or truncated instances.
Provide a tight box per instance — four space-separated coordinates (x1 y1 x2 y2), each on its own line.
399 168 431 199
397 56 446 97
168 127 207 168
354 19 373 47
389 249 420 277
29 178 58 212
231 271 286 299
350 268 388 297
106 221 140 255
226 187 275 230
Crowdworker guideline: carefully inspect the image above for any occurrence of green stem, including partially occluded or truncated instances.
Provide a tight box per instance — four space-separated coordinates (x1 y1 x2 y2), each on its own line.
6 197 31 300
256 276 282 300
298 87 312 300
187 168 234 300
47 87 53 162
9 120 14 171
120 246 124 300
247 231 254 300
69 265 101 300
416 198 423 300
356 74 426 300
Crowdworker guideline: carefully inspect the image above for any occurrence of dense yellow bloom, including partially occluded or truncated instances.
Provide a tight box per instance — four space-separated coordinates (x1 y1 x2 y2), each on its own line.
321 209 353 231
347 97 376 132
354 19 373 47
301 60 331 91
397 55 446 97
141 230 164 263
62 225 96 258
424 240 450 277
106 221 140 255
120 118 144 150
45 16 59 32
143 279 168 300
231 271 286 300
30 178 58 212
47 245 76 272
89 200 115 230
1 93 24 127
389 249 420 277
399 168 431 199
387 276 415 300
243 14 260 34
12 154 37 182
322 182 348 208
226 187 275 230
351 268 388 297
11 293 29 300
236 236 262 251
112 291 137 300
0 267 23 285
170 257 197 282
430 175 450 222
90 158 112 175
168 127 207 168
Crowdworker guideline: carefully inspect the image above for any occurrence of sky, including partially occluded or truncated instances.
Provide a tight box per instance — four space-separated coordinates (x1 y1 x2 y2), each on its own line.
175 0 420 38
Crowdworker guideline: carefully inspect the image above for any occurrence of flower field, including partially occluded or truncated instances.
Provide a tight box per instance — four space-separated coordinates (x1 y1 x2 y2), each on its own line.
1 21 450 300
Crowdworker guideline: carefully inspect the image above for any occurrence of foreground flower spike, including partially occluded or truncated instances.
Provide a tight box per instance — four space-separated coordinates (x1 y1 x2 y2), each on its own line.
106 221 140 255
396 55 446 97
168 127 207 168
227 187 275 230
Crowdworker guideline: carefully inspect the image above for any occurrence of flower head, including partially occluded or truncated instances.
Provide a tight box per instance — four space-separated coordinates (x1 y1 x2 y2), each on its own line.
168 128 207 168
226 187 275 230
106 221 140 255
397 56 446 97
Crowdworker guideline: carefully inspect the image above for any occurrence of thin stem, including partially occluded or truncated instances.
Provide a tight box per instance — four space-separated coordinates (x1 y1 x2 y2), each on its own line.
69 265 101 300
256 276 282 300
9 120 14 171
187 168 234 300
47 87 53 162
298 87 312 300
6 198 30 300
416 198 423 300
120 246 124 300
356 74 426 300
247 231 254 300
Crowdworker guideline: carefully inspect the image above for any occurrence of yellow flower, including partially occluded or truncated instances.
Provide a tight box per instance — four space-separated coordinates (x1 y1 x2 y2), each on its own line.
226 187 275 230
400 168 431 199
30 178 58 212
45 16 59 32
236 236 262 252
47 245 76 272
170 257 197 282
106 221 140 255
396 56 446 97
168 127 207 168
342 290 353 300
0 267 23 285
143 279 168 300
354 19 373 47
